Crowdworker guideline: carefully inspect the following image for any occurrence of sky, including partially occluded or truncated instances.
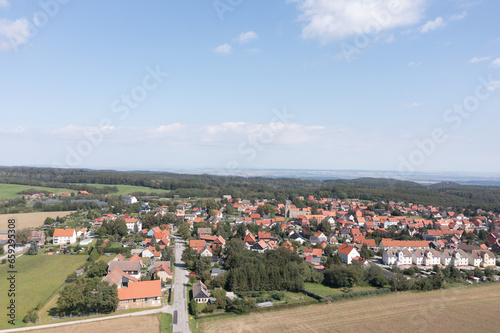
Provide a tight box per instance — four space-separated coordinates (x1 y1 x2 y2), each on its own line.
1 0 500 175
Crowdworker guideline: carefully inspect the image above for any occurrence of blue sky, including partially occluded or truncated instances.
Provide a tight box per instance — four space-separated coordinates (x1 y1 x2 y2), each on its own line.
1 0 500 174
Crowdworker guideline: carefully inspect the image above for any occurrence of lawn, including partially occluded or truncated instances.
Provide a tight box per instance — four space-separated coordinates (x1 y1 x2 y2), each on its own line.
200 284 500 333
0 183 76 200
160 313 173 333
71 183 170 196
304 283 377 296
0 253 88 329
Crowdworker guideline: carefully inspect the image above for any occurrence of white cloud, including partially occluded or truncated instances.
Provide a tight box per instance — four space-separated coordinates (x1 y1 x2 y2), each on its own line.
486 79 500 92
403 102 423 108
291 0 427 43
238 31 258 44
213 43 232 54
0 18 31 51
491 58 500 68
408 61 421 66
469 56 490 64
450 11 467 20
0 0 10 8
420 17 445 33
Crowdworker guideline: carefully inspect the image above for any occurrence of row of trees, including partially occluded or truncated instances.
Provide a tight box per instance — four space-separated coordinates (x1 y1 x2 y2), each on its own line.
3 167 500 212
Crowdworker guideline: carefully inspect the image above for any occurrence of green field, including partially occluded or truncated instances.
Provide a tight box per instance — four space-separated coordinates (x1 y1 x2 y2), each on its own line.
0 254 88 329
304 283 377 296
71 183 169 196
0 184 76 200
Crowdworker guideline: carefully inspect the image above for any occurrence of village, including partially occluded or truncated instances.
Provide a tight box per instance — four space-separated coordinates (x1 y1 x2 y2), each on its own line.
4 189 499 325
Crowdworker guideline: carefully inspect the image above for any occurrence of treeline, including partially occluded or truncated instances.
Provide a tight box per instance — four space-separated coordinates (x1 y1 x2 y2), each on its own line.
1 167 500 212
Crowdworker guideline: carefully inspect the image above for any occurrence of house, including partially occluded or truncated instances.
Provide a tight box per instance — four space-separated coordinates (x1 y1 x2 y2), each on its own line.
289 232 306 244
76 228 88 238
258 231 272 240
117 280 162 309
52 228 77 245
102 266 139 288
153 263 173 282
412 249 441 267
251 240 269 253
141 247 159 258
193 280 211 303
125 218 142 233
441 249 468 267
383 248 413 266
198 228 212 236
190 240 206 250
108 261 141 279
122 195 138 204
469 250 496 267
211 268 227 278
28 230 46 246
337 243 361 265
198 246 213 257
243 233 256 244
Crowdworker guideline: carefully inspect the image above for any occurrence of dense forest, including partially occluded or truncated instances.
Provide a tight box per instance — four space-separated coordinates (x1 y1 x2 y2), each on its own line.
1 167 500 212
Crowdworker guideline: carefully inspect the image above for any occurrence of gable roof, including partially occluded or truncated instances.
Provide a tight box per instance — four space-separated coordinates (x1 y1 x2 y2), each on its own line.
117 280 161 300
192 280 210 299
190 240 206 248
53 228 75 237
108 260 141 273
338 243 357 256
102 266 139 286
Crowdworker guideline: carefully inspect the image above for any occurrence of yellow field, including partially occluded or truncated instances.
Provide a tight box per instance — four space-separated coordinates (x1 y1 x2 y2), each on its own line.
200 284 500 333
0 211 76 231
32 315 161 333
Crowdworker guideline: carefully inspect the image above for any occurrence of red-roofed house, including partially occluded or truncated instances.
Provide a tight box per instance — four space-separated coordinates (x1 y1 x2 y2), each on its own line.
53 228 76 245
117 280 162 310
337 243 360 264
153 263 173 282
258 231 271 240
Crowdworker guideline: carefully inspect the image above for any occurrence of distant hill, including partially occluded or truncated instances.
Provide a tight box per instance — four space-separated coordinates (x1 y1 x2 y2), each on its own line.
0 167 499 212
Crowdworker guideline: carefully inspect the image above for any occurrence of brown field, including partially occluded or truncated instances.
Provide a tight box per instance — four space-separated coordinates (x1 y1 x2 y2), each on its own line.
32 315 160 333
0 211 76 231
200 284 500 333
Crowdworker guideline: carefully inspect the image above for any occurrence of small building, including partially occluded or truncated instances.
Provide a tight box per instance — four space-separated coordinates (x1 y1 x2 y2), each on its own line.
193 280 211 303
337 243 361 265
28 230 46 246
153 263 173 282
122 195 138 204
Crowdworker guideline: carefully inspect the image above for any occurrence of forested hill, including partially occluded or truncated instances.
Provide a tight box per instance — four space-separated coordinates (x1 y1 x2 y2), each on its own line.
1 167 500 212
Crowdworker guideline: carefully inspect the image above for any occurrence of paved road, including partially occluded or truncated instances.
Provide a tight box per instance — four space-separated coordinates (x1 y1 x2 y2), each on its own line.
172 235 191 333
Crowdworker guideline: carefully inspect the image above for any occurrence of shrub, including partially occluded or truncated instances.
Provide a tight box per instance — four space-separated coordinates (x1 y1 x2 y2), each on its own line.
23 308 38 323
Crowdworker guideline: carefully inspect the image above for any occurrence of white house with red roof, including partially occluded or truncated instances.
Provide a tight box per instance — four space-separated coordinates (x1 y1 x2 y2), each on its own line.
53 228 77 245
337 243 360 264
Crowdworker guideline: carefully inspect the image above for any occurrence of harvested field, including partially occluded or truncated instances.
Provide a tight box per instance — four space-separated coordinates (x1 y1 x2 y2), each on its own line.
200 284 500 333
32 315 160 333
0 211 75 230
